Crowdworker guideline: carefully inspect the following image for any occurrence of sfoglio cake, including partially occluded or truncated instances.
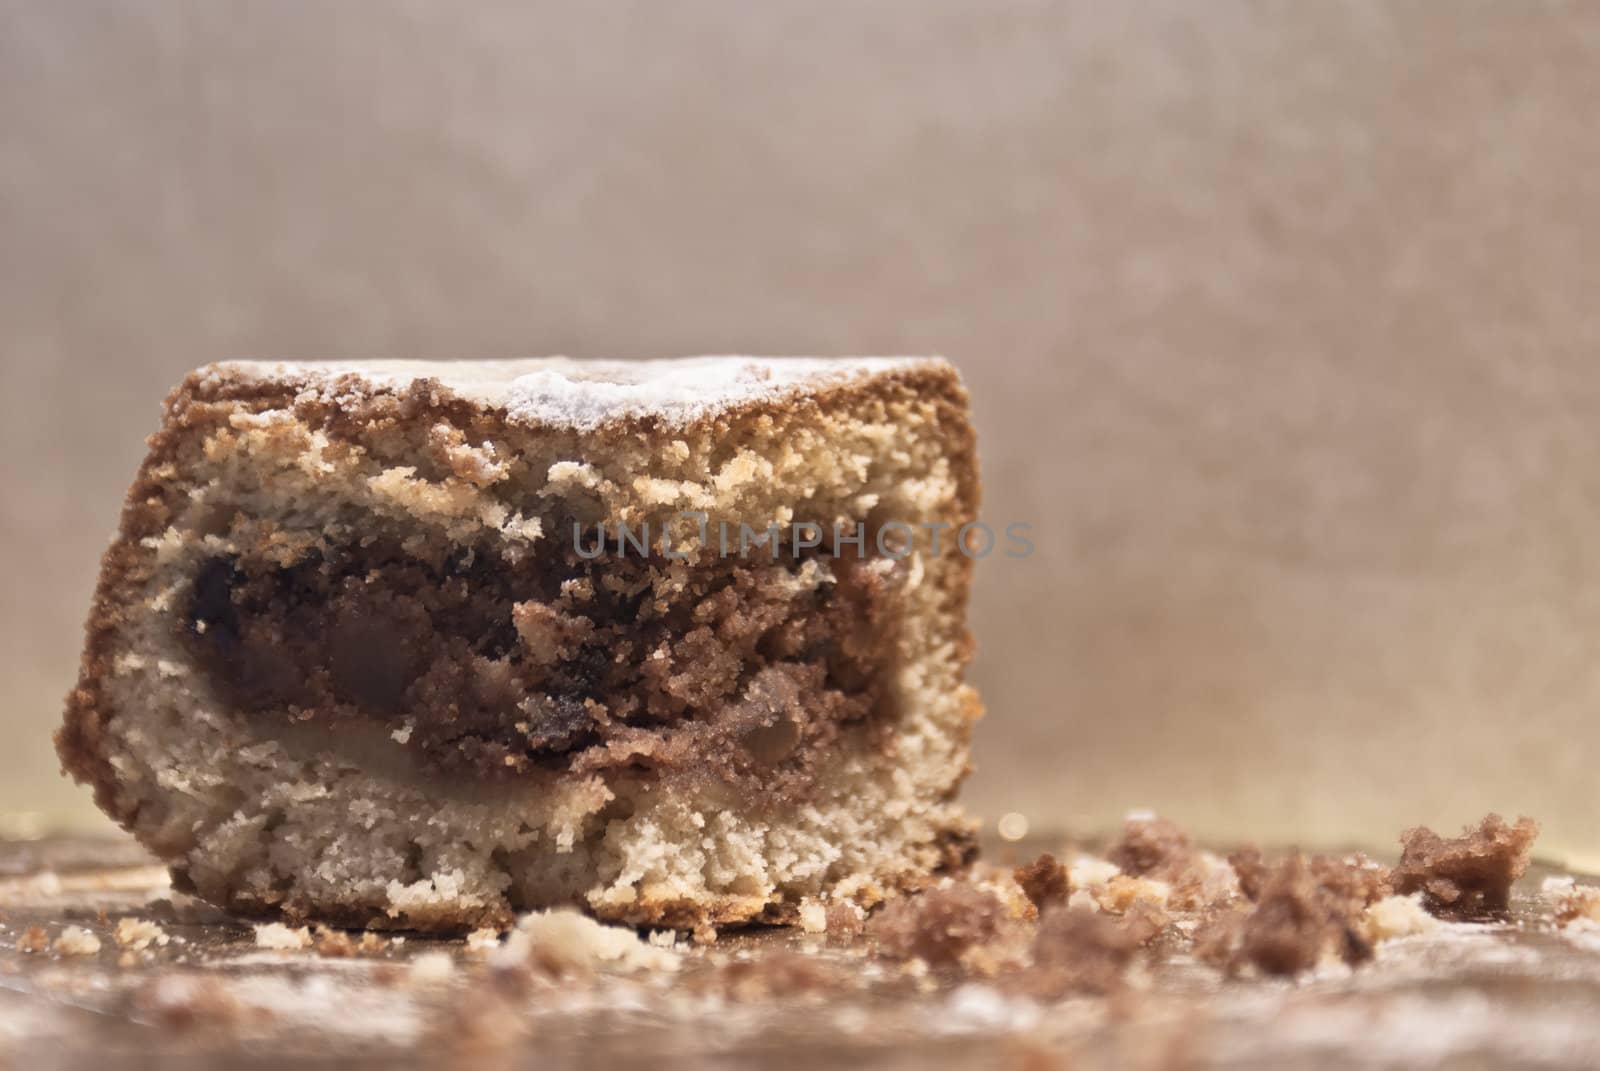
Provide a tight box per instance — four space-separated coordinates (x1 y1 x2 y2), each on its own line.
58 357 983 931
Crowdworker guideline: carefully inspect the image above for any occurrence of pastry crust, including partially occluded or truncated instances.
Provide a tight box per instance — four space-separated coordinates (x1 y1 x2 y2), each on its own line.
59 357 982 931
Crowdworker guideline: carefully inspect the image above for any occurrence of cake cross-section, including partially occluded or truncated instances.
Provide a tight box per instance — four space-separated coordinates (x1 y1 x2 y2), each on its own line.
58 357 983 931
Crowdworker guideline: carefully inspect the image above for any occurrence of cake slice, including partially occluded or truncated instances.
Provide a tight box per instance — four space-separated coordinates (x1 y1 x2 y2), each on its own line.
58 357 982 932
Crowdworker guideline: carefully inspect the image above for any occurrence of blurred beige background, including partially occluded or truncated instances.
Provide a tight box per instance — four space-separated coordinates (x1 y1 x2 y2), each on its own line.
4 1 1599 864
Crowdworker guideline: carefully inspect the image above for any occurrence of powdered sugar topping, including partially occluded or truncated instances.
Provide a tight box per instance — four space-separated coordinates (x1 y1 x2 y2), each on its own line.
210 356 943 431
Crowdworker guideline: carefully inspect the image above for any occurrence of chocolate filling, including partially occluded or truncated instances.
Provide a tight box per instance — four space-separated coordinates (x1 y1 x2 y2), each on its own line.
183 532 903 791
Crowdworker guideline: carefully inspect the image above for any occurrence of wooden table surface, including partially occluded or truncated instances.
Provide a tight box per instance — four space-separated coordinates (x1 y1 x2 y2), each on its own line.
0 833 1596 1070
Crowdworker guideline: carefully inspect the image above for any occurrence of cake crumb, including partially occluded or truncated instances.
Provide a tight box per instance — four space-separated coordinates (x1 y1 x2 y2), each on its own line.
1228 847 1270 902
465 927 503 954
1363 894 1440 941
1544 878 1600 927
1008 903 1162 999
312 926 357 957
1392 814 1539 918
1012 854 1069 916
870 882 1008 967
1195 853 1388 977
114 917 170 951
506 908 680 976
252 922 312 950
1068 856 1121 894
1107 815 1194 879
825 901 866 937
978 868 1039 922
1095 874 1170 914
428 422 511 487
53 926 102 957
798 900 829 934
18 926 48 954
1107 815 1236 911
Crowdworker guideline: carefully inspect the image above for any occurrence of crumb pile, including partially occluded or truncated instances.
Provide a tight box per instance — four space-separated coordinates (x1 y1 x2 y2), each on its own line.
1543 877 1600 929
859 811 1543 989
1194 852 1389 976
